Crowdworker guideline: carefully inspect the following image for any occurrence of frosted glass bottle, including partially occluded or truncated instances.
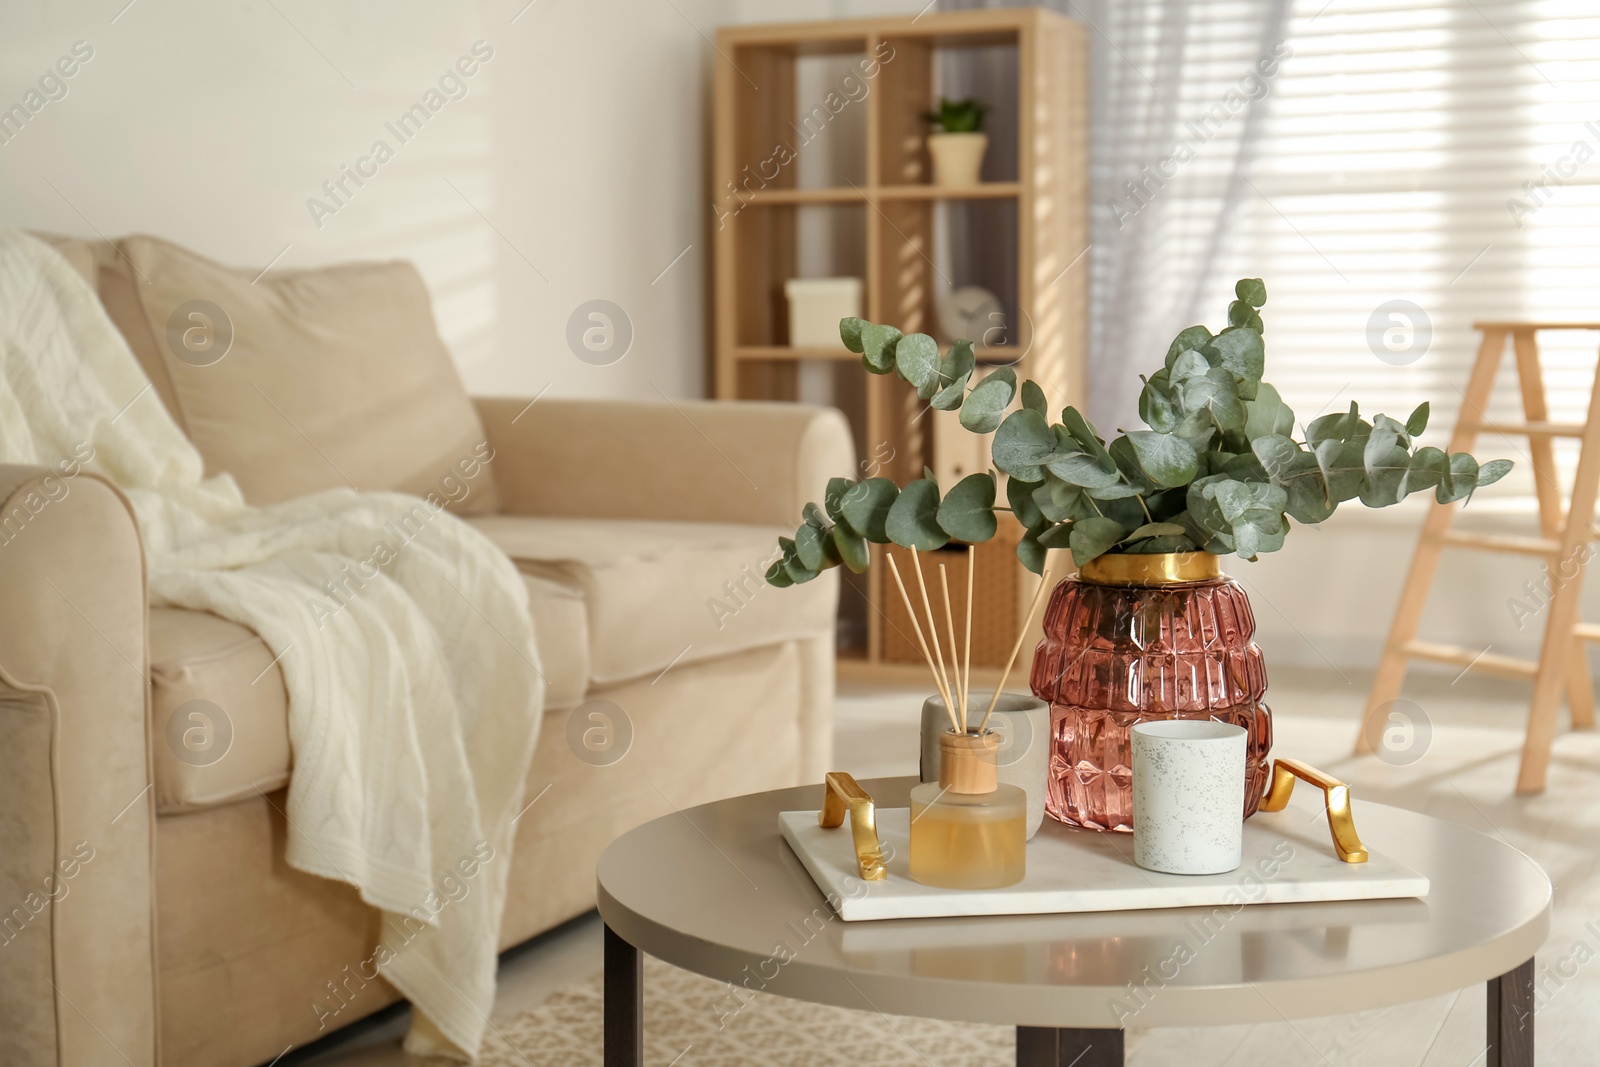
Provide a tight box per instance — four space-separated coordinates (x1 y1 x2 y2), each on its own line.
909 729 1027 889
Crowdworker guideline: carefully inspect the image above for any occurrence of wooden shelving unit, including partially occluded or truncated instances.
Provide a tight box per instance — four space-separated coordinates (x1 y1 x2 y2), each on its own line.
711 7 1088 672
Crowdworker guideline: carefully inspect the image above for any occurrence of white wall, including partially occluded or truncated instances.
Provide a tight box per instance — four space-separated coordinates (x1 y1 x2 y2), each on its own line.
0 0 940 630
0 0 923 404
6 0 1568 673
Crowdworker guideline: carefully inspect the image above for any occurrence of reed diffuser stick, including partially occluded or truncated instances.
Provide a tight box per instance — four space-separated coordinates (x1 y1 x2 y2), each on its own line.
937 564 962 732
962 545 974 731
911 552 958 724
886 554 960 731
978 563 1054 733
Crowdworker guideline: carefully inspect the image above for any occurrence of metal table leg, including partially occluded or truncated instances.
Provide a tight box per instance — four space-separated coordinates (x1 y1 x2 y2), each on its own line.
1487 957 1536 1067
604 923 642 1067
1016 1025 1124 1066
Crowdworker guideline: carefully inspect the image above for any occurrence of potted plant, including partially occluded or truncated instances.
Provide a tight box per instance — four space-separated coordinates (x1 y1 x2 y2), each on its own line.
767 279 1511 831
925 97 988 187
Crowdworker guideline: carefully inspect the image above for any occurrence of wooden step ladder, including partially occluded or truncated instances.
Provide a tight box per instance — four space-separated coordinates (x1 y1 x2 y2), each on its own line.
1357 322 1600 794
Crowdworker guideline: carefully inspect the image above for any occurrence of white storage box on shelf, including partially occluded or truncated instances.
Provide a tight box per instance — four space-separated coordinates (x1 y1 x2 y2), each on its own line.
785 277 862 349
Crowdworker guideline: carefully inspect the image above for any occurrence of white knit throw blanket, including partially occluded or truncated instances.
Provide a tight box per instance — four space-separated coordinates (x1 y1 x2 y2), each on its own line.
0 231 544 1060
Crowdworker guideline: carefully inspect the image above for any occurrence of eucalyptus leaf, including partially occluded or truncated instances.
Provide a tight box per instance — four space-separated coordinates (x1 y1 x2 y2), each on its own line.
1124 534 1199 554
1165 325 1213 370
1398 445 1448 498
1007 476 1044 528
764 557 794 588
1211 479 1288 524
940 339 977 383
930 368 972 410
1219 450 1269 483
1034 477 1086 523
839 478 897 541
1069 516 1125 566
1406 401 1430 437
1017 523 1050 574
1060 406 1117 473
1235 278 1267 308
992 409 1056 480
1122 522 1188 543
1251 433 1301 483
1172 407 1219 453
1021 380 1048 415
1478 458 1513 486
1045 444 1123 489
1203 327 1265 397
894 332 940 396
1117 430 1199 489
960 367 1018 434
840 317 868 354
1437 453 1481 505
1314 437 1368 504
859 323 902 374
937 474 998 543
783 553 819 584
1038 523 1076 549
824 477 852 523
1140 375 1180 434
794 521 827 570
831 523 870 573
1243 383 1295 438
1169 349 1211 384
1086 482 1146 500
885 478 950 550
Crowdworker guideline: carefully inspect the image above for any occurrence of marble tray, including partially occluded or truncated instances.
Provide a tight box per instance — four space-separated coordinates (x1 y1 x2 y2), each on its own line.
778 804 1429 922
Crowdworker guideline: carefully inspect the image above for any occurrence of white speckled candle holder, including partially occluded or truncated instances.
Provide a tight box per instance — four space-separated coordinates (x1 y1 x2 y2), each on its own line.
1131 720 1248 875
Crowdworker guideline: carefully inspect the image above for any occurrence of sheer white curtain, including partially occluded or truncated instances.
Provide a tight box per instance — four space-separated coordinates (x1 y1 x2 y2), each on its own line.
940 0 1291 427
1202 0 1600 508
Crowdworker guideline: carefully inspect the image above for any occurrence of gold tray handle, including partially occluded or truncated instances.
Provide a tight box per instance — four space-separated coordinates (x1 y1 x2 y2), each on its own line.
1259 758 1369 864
819 772 887 881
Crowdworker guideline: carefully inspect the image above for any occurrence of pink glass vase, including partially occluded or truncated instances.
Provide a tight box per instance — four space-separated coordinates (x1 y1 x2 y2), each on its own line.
1028 553 1272 832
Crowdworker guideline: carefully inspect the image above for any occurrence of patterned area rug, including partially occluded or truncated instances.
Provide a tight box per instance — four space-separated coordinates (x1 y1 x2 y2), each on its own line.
478 957 1015 1066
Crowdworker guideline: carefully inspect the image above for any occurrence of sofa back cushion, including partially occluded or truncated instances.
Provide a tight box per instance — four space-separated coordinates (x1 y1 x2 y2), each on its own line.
91 235 498 513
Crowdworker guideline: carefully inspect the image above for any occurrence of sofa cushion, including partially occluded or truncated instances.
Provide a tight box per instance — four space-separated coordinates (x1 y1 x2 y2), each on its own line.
98 235 498 514
149 572 588 814
149 607 294 813
465 515 836 687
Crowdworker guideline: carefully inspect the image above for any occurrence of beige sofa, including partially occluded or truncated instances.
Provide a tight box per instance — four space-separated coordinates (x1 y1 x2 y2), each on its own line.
0 234 849 1067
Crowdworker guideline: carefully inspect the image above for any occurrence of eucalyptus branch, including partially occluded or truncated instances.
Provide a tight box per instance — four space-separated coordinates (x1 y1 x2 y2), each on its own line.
766 279 1513 585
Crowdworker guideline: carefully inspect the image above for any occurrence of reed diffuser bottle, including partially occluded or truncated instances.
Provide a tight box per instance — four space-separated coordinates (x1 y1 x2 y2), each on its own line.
909 729 1027 889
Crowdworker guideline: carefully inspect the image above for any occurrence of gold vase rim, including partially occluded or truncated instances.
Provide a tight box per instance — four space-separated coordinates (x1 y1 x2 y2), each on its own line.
1077 551 1224 587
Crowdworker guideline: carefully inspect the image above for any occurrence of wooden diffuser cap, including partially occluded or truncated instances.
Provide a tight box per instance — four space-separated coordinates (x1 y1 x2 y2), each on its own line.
938 730 999 794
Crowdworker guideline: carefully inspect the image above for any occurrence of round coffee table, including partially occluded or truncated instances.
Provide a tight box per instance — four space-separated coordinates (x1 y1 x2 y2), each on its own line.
596 776 1551 1066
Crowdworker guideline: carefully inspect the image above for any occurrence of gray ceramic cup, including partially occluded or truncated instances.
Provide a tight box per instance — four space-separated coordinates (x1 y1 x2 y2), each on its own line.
919 691 1050 839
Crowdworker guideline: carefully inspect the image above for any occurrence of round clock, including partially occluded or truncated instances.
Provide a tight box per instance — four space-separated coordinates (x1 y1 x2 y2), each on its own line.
937 286 1005 346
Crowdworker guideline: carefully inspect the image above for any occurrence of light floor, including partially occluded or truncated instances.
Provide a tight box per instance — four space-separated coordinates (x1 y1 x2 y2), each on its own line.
287 666 1600 1065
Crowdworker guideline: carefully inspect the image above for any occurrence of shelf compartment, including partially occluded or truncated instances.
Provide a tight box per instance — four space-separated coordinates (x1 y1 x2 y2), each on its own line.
732 202 867 369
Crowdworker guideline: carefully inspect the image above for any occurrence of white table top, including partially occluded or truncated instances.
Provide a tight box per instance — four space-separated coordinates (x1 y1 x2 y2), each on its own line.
596 776 1552 1029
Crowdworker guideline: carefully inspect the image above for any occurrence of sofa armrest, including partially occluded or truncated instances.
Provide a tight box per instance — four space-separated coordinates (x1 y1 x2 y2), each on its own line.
0 467 156 1067
475 396 855 527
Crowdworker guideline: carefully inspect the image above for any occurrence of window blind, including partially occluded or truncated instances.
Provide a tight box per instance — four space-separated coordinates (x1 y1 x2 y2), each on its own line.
1206 0 1600 507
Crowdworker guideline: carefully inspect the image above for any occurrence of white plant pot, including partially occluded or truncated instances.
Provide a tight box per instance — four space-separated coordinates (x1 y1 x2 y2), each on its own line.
927 131 988 188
